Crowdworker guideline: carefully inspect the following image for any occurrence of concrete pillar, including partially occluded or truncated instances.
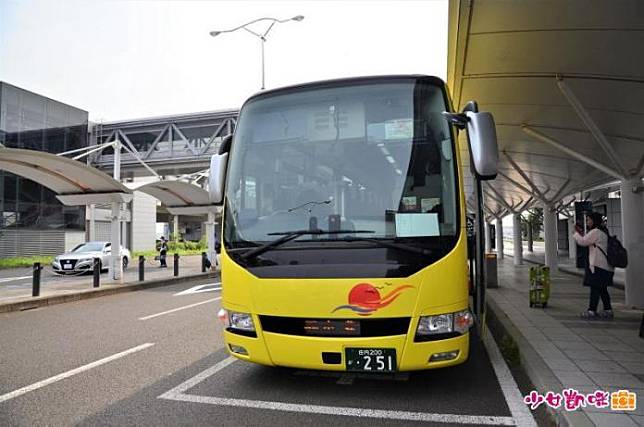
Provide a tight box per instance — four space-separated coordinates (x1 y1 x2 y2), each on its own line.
485 222 492 253
173 215 179 241
206 211 216 269
89 204 96 241
513 213 523 265
568 216 577 260
620 179 644 308
496 217 504 259
110 140 122 282
544 204 558 269
110 202 123 281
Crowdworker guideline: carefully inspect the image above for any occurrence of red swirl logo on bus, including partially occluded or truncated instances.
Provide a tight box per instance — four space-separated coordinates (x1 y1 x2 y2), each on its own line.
332 283 413 316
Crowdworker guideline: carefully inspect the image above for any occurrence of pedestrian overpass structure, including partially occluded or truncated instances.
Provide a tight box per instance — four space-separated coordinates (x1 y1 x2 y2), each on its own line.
91 109 238 178
448 0 644 307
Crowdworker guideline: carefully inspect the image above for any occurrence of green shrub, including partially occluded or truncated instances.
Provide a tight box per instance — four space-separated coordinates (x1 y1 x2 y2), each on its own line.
499 335 521 368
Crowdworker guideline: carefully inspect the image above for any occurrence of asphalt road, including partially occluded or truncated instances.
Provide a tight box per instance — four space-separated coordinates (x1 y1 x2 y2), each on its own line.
0 278 536 426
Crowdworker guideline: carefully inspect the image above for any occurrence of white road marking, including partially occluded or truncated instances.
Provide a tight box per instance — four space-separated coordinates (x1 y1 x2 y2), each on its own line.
483 330 537 427
159 357 516 425
174 283 221 296
0 343 154 404
0 276 32 284
138 297 221 320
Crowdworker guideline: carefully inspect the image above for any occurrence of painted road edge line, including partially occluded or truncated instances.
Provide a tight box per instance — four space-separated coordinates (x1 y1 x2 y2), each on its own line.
158 357 515 426
0 343 155 404
139 297 221 320
0 276 32 283
483 328 537 427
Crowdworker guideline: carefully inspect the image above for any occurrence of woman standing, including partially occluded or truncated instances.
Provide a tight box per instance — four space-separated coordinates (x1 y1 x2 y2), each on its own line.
573 212 614 319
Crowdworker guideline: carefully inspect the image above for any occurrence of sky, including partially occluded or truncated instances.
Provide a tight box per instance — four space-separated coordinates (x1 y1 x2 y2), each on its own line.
0 0 448 122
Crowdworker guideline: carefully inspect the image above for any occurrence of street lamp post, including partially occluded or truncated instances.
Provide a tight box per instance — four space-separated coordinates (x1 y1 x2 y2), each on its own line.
209 15 304 90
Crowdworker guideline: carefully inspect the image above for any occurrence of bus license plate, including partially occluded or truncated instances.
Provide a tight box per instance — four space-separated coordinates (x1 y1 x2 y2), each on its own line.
345 348 396 372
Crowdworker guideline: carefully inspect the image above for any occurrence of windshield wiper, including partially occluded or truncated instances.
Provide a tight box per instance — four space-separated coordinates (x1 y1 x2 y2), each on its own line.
339 236 432 256
241 229 374 261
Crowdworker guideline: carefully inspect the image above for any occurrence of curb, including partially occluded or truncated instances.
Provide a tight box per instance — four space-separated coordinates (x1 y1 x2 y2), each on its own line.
0 272 215 314
486 295 595 427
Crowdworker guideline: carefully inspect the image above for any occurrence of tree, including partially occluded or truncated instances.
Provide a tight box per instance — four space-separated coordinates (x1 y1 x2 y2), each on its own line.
521 208 543 252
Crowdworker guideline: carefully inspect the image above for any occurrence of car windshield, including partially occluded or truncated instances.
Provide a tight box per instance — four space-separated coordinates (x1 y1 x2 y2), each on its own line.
224 78 458 247
71 242 105 253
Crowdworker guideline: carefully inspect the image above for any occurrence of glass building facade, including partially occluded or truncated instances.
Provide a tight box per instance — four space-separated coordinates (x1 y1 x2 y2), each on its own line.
0 82 89 234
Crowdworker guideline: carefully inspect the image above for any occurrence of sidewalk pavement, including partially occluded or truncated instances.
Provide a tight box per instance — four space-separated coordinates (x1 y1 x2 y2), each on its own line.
501 240 626 289
0 255 218 312
488 256 644 426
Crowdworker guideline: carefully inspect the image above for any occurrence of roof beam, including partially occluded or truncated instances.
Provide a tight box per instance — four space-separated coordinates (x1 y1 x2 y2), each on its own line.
521 125 625 181
503 152 547 202
550 178 572 204
497 171 540 199
485 184 515 213
556 77 629 178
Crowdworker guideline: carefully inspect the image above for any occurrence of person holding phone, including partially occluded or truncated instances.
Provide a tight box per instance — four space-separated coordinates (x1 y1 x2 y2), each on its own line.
573 212 613 319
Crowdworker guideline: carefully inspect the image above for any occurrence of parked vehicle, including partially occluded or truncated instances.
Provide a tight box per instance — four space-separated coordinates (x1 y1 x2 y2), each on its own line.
52 241 131 275
209 75 498 372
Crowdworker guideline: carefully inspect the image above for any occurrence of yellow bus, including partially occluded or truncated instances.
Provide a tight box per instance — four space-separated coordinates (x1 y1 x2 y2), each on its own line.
210 75 498 372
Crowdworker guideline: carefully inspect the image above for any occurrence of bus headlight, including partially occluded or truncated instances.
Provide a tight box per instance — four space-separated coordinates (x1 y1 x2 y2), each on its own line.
416 309 473 337
417 314 453 335
227 311 255 332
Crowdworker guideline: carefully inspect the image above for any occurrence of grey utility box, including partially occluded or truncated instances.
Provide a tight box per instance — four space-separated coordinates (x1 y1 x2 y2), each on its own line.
485 253 498 289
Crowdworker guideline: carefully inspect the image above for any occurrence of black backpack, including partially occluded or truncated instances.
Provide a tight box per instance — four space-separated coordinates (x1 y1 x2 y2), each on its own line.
596 232 628 269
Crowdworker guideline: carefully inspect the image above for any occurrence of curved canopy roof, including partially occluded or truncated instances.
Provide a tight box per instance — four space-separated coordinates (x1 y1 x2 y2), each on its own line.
0 147 132 205
448 0 644 217
134 180 218 215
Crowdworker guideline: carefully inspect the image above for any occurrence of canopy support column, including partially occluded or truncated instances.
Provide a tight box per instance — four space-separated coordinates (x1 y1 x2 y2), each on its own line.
568 216 577 260
110 201 123 282
513 213 523 265
485 222 492 253
543 204 558 270
206 212 217 270
621 178 644 308
496 217 504 259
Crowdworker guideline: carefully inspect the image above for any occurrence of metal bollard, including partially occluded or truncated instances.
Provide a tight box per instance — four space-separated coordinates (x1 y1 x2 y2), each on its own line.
32 262 42 297
201 252 207 273
174 253 179 277
139 255 145 282
93 258 100 288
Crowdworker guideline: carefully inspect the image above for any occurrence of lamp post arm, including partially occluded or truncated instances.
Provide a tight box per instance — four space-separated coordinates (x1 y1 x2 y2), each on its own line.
215 17 293 35
263 21 277 38
242 27 262 38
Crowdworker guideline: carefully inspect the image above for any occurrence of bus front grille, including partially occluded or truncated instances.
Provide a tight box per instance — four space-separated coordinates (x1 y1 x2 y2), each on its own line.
259 316 410 338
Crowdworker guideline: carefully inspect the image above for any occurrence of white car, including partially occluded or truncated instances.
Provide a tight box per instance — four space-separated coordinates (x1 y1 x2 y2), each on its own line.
52 241 131 275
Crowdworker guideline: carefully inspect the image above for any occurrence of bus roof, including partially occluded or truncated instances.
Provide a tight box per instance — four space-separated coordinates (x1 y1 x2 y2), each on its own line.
243 75 447 104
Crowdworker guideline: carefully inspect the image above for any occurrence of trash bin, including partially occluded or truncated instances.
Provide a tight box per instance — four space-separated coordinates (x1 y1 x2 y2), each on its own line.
529 266 550 308
485 253 498 289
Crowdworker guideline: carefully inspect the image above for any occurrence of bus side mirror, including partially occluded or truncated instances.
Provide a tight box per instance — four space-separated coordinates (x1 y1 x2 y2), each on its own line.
444 105 499 181
465 111 498 180
209 152 228 204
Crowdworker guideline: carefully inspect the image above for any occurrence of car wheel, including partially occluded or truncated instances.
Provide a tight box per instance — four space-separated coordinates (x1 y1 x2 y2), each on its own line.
122 257 129 270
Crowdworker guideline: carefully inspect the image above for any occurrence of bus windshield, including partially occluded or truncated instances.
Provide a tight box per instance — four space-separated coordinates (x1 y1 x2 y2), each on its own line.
224 78 458 251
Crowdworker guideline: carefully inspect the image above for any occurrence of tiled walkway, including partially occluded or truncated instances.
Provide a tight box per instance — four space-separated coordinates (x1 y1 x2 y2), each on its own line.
489 257 644 426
